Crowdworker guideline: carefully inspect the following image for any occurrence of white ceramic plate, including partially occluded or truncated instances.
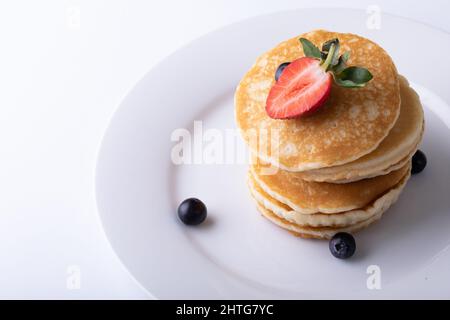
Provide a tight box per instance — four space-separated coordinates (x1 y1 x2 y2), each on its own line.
95 8 450 299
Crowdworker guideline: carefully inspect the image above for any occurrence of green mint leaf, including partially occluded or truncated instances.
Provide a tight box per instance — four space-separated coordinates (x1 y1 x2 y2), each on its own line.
333 77 366 88
299 38 322 59
334 66 373 87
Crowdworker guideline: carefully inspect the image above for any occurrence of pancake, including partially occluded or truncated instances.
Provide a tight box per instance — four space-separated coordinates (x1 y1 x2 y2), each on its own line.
250 161 409 214
296 76 424 183
235 29 401 172
248 165 410 228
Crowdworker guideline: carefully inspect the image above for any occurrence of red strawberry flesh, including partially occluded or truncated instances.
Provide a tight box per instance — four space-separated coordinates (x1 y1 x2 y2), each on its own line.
266 57 332 119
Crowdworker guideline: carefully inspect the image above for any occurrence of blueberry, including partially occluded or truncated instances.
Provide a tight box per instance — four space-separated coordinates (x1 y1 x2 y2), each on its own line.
275 62 290 81
411 149 427 174
329 232 356 259
178 198 207 225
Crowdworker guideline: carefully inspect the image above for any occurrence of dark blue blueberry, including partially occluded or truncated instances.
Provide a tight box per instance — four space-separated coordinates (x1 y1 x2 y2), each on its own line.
178 198 207 225
329 232 356 259
275 62 291 81
411 149 427 174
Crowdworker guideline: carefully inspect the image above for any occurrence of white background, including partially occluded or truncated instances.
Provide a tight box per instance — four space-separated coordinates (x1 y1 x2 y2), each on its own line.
0 0 448 299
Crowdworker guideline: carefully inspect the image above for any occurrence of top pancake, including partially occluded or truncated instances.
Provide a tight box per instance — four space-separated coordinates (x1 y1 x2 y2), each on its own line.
235 29 401 171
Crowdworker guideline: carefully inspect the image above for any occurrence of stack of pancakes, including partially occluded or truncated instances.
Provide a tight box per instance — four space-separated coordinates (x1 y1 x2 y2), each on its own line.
235 30 424 239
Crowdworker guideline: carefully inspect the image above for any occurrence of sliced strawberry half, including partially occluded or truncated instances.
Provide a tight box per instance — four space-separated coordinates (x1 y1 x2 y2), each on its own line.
265 57 332 119
265 37 373 119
